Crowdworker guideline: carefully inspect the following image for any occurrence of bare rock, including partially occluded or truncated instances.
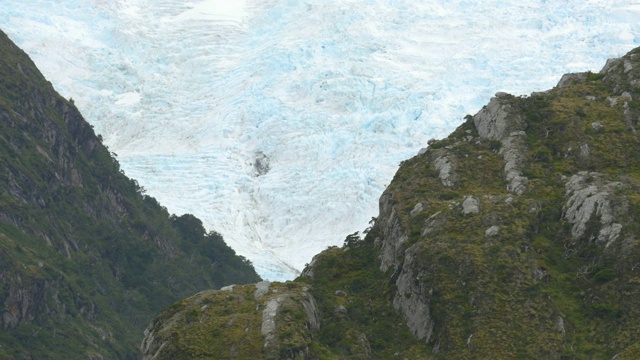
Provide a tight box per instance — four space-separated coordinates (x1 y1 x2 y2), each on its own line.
563 172 625 247
253 151 270 177
301 256 319 279
473 96 526 141
392 244 435 343
262 295 289 357
410 202 425 217
376 192 409 272
601 58 622 76
462 196 480 215
532 267 549 282
556 316 566 337
473 97 529 194
485 226 500 237
254 281 271 300
300 291 320 331
500 131 529 195
434 156 456 187
580 143 590 159
624 60 634 73
556 73 587 88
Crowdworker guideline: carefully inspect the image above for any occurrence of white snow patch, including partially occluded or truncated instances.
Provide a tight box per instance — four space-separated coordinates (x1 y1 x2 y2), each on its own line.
115 92 141 106
181 0 248 23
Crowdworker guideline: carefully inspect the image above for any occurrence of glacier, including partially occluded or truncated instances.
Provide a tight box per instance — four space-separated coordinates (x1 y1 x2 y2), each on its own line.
1 0 638 280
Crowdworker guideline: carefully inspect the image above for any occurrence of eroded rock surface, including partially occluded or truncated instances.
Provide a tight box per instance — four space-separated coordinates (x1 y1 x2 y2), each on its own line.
473 94 529 194
563 172 626 248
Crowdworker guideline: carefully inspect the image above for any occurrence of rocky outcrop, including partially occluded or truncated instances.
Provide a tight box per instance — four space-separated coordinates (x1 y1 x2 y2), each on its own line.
392 244 434 343
369 93 535 344
462 195 480 215
500 130 529 194
253 151 271 177
375 192 409 272
473 93 529 194
364 47 640 358
556 73 588 88
261 295 287 358
563 172 626 248
421 211 447 236
602 52 640 95
410 202 425 217
599 50 640 139
261 289 321 359
434 154 457 187
142 283 320 360
0 275 63 331
254 281 271 300
473 93 527 141
374 181 438 344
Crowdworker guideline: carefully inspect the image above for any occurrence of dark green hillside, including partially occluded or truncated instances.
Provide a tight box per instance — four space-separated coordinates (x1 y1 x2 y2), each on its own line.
0 30 259 359
142 48 640 359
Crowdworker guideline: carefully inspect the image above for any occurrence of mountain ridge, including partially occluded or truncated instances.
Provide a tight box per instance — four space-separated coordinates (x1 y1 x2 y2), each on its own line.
0 29 260 359
2 1 637 280
142 46 640 359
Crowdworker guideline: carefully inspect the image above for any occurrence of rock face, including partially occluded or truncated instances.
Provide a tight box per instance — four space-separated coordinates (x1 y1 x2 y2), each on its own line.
253 151 271 176
473 93 529 194
254 281 271 300
141 283 320 360
392 244 435 343
462 196 480 215
376 192 409 273
0 30 260 359
473 92 527 141
563 172 626 248
434 154 457 187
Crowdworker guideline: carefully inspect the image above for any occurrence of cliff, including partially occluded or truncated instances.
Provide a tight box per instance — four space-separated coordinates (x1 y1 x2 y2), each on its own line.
0 30 260 359
142 46 640 359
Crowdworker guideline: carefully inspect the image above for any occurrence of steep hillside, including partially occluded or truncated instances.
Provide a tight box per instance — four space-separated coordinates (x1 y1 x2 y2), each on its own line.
0 30 260 359
142 47 640 359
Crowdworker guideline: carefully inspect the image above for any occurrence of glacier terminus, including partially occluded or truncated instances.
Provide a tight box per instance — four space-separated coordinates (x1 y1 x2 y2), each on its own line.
1 0 638 280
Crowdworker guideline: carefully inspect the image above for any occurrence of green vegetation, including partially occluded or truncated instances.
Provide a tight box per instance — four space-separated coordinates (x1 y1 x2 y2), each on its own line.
6 23 640 359
371 52 640 357
142 46 640 359
0 30 260 359
300 232 433 359
144 282 322 359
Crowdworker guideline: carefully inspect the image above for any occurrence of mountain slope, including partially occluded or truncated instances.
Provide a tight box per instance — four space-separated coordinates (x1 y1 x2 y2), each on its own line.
142 47 640 359
2 0 638 280
0 30 260 359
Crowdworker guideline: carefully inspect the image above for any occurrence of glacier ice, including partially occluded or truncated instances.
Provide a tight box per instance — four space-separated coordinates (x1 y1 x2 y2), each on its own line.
1 0 638 280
